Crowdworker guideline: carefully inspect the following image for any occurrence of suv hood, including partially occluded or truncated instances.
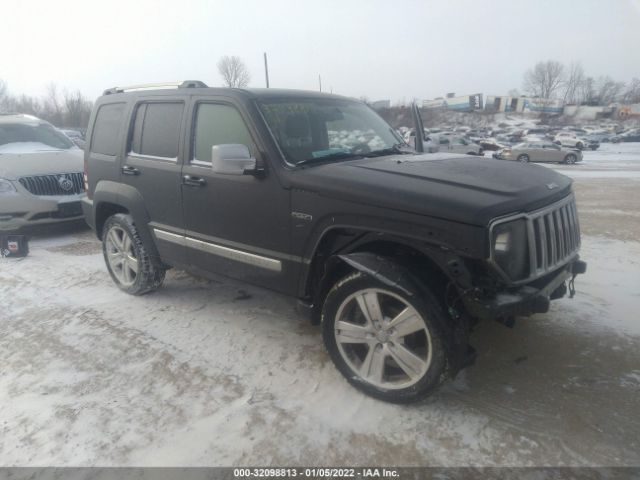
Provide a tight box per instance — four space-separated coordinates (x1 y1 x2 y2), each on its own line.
291 153 573 226
0 149 83 180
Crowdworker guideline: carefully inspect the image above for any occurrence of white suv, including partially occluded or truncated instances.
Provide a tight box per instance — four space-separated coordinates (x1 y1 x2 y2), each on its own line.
554 131 588 150
0 114 85 232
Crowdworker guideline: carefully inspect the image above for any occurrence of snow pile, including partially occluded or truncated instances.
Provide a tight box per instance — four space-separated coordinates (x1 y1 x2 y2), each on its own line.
328 129 386 151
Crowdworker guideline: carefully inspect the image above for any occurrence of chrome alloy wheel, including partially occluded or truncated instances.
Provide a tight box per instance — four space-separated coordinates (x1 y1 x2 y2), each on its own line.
334 288 433 390
105 225 138 287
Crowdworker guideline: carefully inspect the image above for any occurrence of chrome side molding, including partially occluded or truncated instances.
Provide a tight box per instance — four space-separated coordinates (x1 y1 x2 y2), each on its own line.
153 228 282 272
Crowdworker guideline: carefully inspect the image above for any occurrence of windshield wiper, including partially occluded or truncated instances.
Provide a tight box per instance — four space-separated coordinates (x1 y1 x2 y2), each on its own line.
295 152 364 167
364 143 413 158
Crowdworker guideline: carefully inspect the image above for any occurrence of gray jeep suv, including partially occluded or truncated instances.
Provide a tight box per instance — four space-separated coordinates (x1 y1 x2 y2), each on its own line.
82 81 586 403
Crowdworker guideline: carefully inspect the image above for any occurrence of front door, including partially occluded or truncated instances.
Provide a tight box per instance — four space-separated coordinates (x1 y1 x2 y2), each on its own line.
180 99 294 293
120 99 187 265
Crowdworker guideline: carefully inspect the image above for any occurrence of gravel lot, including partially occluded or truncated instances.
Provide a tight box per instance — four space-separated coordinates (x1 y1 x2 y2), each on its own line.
1 143 639 467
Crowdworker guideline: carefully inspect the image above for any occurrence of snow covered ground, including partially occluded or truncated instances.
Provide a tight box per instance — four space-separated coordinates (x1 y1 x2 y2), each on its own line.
0 144 639 467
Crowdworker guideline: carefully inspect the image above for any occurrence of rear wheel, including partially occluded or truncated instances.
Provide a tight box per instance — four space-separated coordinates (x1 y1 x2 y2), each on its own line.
102 213 165 295
321 271 447 403
564 153 577 164
517 154 530 163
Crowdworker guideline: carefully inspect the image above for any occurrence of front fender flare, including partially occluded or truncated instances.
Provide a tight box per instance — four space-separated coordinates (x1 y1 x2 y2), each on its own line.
336 252 416 297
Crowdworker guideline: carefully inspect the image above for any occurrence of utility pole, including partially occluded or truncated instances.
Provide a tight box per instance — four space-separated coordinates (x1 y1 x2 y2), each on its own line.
318 74 322 92
264 52 270 88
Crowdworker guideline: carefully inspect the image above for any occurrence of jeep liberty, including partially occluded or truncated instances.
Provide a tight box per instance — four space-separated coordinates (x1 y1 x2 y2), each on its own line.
82 81 586 403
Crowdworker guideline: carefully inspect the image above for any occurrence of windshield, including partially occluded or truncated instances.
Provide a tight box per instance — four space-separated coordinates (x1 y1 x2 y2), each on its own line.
258 98 404 165
0 123 75 153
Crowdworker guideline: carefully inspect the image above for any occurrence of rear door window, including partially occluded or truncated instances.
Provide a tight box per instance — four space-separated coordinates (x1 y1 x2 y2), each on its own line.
91 103 126 156
130 102 184 159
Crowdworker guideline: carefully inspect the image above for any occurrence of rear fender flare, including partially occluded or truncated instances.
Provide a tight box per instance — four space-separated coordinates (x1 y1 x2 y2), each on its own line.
93 181 159 258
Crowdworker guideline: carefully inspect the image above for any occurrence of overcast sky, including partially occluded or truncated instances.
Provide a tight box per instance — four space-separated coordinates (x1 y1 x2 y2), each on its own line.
2 0 639 103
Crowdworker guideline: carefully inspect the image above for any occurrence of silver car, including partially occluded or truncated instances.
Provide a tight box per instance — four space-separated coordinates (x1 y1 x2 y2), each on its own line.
435 135 483 155
495 141 583 164
0 114 85 232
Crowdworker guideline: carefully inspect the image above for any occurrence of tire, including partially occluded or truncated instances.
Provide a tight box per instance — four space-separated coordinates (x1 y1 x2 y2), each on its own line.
517 154 529 163
576 142 584 150
564 154 577 165
321 271 447 403
102 213 165 295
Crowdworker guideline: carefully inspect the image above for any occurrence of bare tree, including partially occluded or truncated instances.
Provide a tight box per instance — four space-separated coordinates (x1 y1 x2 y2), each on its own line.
593 76 625 106
561 62 586 104
42 83 64 126
63 89 93 127
217 55 251 88
0 79 8 110
12 94 43 117
579 76 596 105
621 78 640 104
523 60 565 99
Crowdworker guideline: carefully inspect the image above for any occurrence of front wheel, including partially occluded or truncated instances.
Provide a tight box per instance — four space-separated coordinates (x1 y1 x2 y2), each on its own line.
102 213 165 295
517 154 530 163
321 271 447 403
564 153 577 164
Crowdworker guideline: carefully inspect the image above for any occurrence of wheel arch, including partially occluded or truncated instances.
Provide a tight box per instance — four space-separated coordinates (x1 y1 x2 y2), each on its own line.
93 181 160 259
303 228 460 324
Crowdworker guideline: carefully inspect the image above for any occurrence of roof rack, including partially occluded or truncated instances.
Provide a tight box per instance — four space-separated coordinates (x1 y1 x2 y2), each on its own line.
103 80 208 95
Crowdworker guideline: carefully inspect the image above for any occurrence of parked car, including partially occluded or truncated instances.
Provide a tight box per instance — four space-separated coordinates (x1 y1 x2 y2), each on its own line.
82 81 586 403
435 135 483 155
404 129 438 153
60 128 87 149
478 138 507 152
495 142 583 164
585 133 613 144
615 129 640 142
554 131 589 150
0 114 85 232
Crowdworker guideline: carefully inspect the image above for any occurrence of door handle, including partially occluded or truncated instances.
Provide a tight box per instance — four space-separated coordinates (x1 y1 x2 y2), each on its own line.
121 165 140 176
182 175 206 187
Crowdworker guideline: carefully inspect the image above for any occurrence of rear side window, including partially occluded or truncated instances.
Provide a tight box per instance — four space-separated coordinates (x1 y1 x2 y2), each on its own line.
193 103 256 162
130 102 183 159
91 103 125 156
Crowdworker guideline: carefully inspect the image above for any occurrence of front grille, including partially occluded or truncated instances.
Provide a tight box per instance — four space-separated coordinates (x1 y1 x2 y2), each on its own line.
527 194 581 278
18 173 84 196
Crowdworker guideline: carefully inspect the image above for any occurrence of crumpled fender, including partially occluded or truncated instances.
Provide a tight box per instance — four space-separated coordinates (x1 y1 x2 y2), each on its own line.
335 251 475 375
336 252 416 297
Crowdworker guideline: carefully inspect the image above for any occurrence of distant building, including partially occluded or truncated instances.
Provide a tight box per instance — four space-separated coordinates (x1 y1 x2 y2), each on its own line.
423 93 483 112
485 96 564 114
485 95 523 113
522 98 564 114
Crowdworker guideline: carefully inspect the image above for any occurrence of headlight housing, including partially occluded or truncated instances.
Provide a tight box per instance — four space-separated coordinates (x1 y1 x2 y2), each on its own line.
490 218 530 281
0 178 17 194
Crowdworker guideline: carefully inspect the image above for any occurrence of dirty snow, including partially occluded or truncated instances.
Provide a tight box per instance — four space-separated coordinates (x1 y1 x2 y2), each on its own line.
1 144 640 467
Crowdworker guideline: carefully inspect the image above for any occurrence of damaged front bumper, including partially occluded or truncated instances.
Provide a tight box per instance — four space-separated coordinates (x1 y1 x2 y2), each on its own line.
464 258 587 321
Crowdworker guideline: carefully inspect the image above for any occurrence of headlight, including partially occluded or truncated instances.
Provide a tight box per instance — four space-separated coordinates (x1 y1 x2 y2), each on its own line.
0 178 16 194
491 219 529 281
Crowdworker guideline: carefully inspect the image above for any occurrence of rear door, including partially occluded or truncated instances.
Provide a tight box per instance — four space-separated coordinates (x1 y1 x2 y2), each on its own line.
541 143 557 162
120 99 187 265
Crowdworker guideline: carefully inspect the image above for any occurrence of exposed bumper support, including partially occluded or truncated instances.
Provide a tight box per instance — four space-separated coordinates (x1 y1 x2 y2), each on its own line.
464 258 587 320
